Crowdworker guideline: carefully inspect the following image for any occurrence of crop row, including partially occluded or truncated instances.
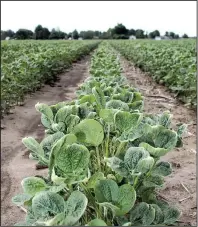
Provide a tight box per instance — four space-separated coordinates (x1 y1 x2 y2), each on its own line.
12 43 186 226
110 39 196 108
1 40 100 115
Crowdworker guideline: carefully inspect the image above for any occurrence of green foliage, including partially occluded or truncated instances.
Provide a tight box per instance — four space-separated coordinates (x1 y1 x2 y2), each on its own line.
12 43 184 226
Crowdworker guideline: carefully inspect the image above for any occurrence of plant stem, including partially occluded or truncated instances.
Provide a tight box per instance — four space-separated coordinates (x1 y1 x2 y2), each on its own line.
115 141 127 157
96 146 101 171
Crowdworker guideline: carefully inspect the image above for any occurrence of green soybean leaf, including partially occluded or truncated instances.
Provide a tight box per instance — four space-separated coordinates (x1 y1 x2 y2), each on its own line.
114 111 142 132
116 184 136 216
136 156 155 174
12 194 32 206
124 147 149 171
151 204 164 225
73 119 104 147
99 108 118 124
87 219 107 226
106 100 129 111
35 103 53 121
87 172 105 189
143 174 164 188
152 161 172 176
104 157 128 177
32 191 65 220
95 179 119 203
22 177 47 196
92 86 106 109
22 137 45 158
139 142 169 157
64 191 88 225
55 143 90 175
163 207 181 225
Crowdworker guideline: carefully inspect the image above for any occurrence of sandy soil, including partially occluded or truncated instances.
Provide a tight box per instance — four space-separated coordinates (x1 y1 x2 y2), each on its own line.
121 59 196 226
1 56 90 226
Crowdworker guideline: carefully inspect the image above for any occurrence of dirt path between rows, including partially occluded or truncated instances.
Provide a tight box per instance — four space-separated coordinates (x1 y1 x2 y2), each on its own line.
1 55 90 226
121 58 196 226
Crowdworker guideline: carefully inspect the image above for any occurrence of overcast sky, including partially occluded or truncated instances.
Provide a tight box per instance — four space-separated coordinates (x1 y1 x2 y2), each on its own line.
1 1 197 36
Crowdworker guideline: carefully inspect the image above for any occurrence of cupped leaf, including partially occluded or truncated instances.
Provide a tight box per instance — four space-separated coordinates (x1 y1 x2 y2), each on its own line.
87 218 107 226
124 147 149 171
73 119 104 147
136 156 155 174
32 191 65 220
163 207 181 225
152 161 172 176
64 191 88 225
116 184 136 216
22 137 44 157
95 179 119 203
151 204 164 225
55 143 90 175
92 86 106 109
87 172 105 189
99 108 118 124
143 174 164 188
21 177 47 196
12 194 32 206
104 157 128 177
35 103 53 121
114 111 142 132
139 142 169 157
106 100 129 111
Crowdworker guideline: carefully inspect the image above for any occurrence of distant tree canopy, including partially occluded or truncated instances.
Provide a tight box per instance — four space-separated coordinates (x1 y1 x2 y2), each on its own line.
1 23 190 40
182 33 189 38
149 30 160 39
15 29 33 39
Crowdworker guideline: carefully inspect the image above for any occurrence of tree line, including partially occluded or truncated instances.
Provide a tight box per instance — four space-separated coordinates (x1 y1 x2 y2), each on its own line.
1 23 190 40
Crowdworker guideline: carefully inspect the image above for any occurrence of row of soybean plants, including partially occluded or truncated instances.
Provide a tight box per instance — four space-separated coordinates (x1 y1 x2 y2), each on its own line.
1 40 100 116
12 43 186 226
110 39 197 108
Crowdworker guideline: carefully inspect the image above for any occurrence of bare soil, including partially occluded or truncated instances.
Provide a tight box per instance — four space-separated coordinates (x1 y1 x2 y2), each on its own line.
121 59 196 226
1 56 90 226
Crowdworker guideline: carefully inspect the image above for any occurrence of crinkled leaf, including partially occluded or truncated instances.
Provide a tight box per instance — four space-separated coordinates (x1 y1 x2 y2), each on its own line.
95 179 119 203
139 142 169 157
35 103 53 121
136 156 155 174
151 204 164 225
104 157 128 177
124 147 149 171
106 100 129 111
92 86 106 109
64 191 88 225
143 174 164 188
87 172 105 189
55 143 90 175
22 137 44 157
12 194 32 206
114 111 142 132
116 184 136 216
32 191 65 220
99 109 118 124
152 161 172 176
22 177 47 196
73 119 104 147
163 207 181 225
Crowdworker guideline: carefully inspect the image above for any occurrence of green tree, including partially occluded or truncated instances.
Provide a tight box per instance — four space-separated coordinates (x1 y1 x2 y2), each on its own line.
34 25 43 39
114 23 128 35
135 29 145 39
128 29 136 36
182 33 188 38
15 29 33 39
72 29 79 39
